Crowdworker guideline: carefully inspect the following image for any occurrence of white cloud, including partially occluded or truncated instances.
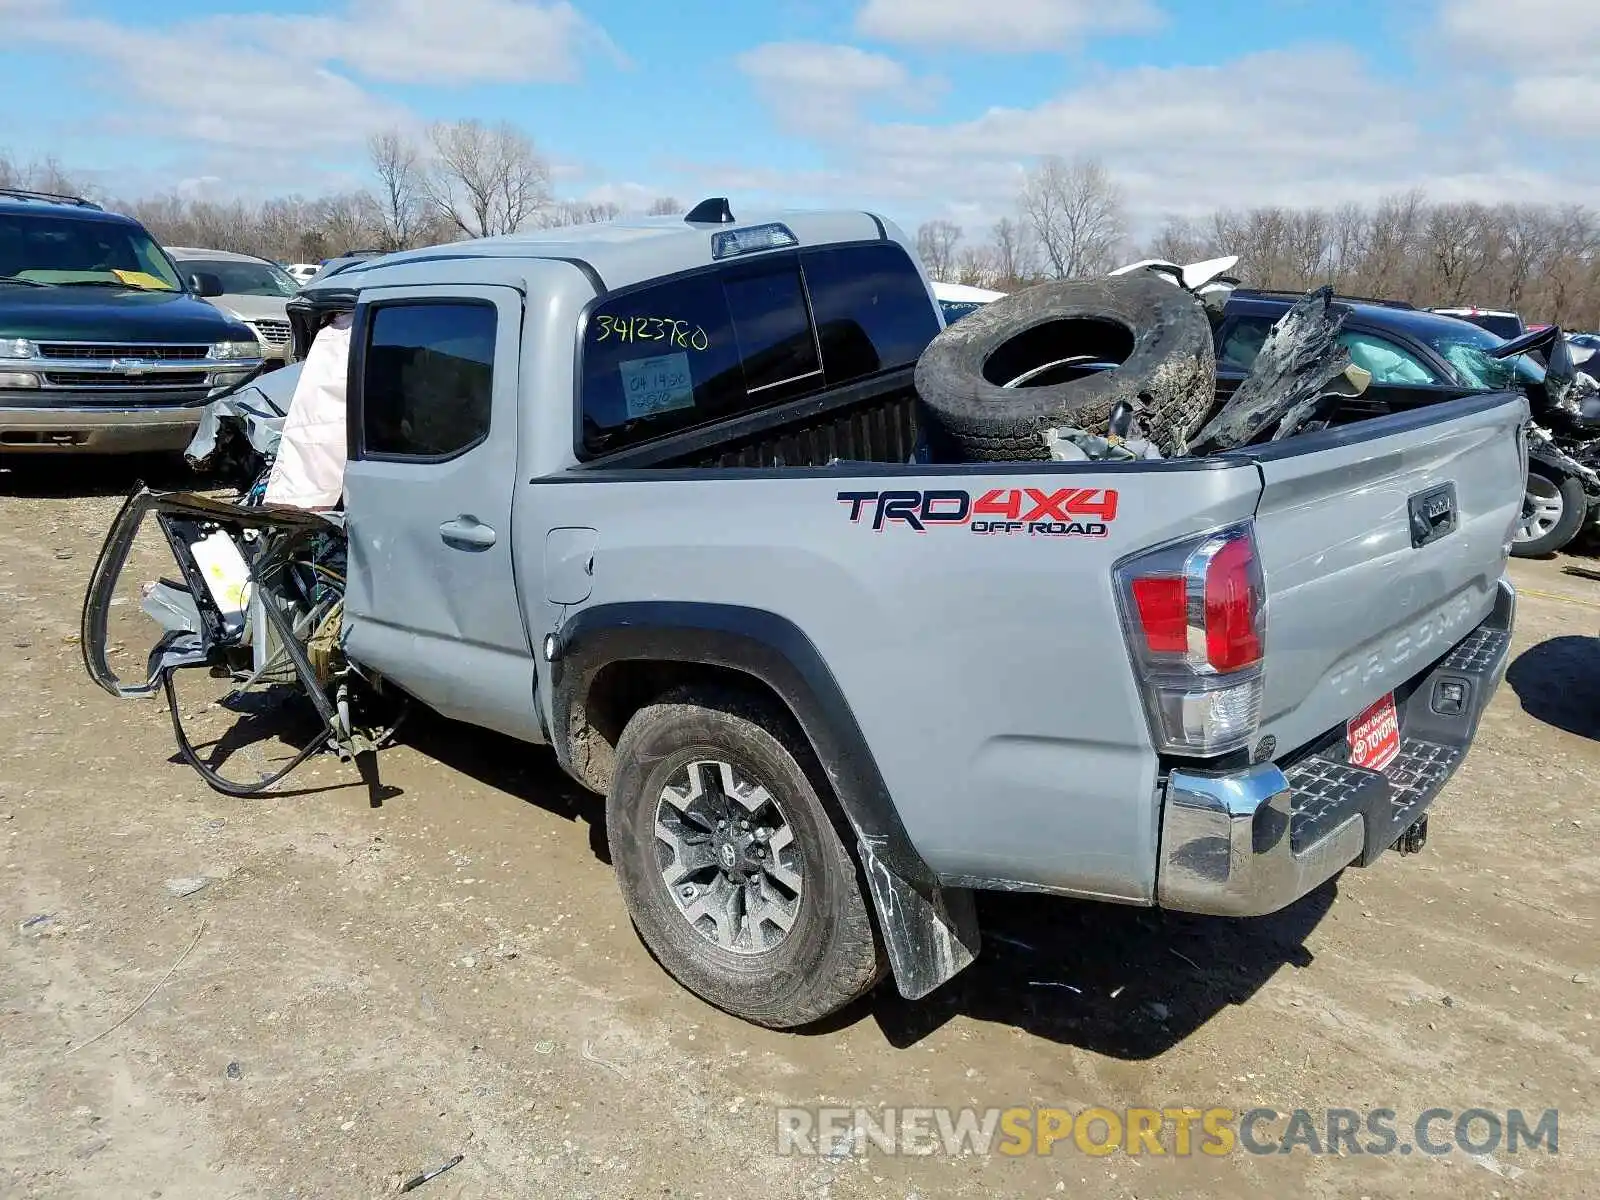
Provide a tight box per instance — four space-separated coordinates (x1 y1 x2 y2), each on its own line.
1509 75 1600 132
10 0 613 158
1438 0 1600 135
249 0 616 86
1438 0 1600 53
728 44 1597 235
854 0 1162 51
576 180 672 211
8 1 1595 234
176 176 225 198
737 42 937 136
35 17 406 151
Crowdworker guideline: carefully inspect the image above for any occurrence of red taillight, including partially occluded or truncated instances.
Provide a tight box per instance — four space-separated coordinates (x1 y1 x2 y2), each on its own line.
1120 527 1265 674
1116 524 1266 756
1132 576 1187 654
1203 535 1263 671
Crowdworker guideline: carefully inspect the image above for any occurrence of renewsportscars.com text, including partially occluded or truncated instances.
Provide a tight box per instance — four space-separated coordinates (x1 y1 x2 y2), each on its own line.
776 1106 1560 1159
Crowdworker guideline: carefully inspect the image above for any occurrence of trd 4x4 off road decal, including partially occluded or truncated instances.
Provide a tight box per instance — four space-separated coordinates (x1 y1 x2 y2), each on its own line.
837 488 1118 538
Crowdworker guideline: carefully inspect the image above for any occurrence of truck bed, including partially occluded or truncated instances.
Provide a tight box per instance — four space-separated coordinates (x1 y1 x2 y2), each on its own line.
578 365 1519 474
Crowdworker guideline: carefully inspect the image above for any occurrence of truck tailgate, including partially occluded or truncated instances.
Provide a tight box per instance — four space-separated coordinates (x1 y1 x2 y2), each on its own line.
1244 390 1527 756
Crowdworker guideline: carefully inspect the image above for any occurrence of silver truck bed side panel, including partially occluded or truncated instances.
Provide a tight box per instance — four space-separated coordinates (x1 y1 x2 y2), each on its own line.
517 463 1263 900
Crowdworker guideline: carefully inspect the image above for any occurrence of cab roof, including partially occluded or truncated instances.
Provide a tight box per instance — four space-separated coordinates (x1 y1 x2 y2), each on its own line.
1226 290 1512 343
300 208 896 298
0 190 138 224
165 246 280 264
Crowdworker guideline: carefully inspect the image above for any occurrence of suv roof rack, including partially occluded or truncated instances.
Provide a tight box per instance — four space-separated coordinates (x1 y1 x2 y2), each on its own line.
1231 287 1415 310
0 187 103 211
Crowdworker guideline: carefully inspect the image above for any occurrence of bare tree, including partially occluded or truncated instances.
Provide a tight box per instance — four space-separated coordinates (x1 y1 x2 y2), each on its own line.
1423 202 1497 304
368 129 431 251
1284 208 1331 285
989 216 1036 288
315 192 382 257
646 196 681 216
1206 209 1250 265
1145 216 1210 266
1494 203 1553 311
1236 207 1292 288
1123 192 1599 327
30 137 1598 326
1019 156 1127 279
954 245 996 288
256 197 316 260
1326 202 1369 290
1361 189 1424 298
1538 204 1599 328
541 200 622 228
916 219 963 282
119 193 192 245
422 119 551 240
0 151 88 199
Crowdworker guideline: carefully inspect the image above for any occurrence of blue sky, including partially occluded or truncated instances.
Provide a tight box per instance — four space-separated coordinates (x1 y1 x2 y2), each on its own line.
3 0 1596 237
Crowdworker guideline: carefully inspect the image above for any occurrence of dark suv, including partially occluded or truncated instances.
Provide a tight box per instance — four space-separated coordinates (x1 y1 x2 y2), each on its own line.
1217 290 1579 555
0 189 263 456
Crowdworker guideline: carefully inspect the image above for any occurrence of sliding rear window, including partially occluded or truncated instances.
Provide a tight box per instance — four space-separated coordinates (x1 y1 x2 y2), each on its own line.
804 242 939 384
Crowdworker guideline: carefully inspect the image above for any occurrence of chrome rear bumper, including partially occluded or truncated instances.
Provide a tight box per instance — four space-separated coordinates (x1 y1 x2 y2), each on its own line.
1157 578 1515 917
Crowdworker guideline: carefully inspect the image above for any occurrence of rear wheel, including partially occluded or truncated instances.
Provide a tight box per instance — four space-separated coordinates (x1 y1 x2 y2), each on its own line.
1512 464 1586 557
606 686 884 1028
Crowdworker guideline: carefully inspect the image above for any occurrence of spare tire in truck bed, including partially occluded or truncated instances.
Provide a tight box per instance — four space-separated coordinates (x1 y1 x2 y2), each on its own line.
914 275 1217 460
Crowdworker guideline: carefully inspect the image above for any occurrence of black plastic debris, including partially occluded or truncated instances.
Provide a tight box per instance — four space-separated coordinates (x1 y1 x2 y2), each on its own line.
1190 286 1353 453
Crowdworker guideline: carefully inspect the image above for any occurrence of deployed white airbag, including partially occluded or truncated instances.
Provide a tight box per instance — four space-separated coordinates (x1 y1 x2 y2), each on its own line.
264 313 353 510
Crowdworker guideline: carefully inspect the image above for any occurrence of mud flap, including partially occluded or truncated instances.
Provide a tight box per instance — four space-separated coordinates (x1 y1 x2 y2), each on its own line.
858 836 981 1000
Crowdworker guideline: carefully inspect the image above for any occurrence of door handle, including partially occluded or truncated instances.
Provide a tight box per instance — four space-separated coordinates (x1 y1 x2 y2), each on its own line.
439 517 497 550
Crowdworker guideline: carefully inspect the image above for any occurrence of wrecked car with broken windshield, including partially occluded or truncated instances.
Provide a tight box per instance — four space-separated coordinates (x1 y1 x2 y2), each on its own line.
83 202 1528 1029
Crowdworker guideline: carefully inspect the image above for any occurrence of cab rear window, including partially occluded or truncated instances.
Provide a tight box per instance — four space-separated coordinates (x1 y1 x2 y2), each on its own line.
579 242 936 456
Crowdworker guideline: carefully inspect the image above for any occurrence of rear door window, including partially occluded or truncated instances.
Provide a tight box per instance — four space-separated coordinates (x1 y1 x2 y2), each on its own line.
362 301 496 459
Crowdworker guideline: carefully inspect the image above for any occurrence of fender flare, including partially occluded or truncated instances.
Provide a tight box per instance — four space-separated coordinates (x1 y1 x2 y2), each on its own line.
550 601 980 1000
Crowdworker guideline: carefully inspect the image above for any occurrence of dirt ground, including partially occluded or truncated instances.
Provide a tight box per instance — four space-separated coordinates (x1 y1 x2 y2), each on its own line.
2 456 1597 1200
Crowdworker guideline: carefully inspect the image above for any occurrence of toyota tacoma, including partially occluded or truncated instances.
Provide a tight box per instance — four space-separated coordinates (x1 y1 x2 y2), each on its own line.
83 203 1527 1028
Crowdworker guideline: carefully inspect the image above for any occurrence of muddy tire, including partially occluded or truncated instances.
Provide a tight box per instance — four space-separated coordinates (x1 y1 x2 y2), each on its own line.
606 686 884 1029
914 275 1216 458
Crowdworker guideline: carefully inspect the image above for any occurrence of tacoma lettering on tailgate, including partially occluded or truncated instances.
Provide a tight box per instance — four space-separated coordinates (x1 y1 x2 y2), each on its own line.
1329 592 1477 697
837 488 1118 538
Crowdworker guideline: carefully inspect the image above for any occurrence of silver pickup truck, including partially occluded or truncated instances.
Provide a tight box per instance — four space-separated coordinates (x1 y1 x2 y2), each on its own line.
84 204 1528 1029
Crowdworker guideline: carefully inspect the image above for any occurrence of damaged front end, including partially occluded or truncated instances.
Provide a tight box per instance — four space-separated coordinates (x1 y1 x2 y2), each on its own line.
81 487 398 796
